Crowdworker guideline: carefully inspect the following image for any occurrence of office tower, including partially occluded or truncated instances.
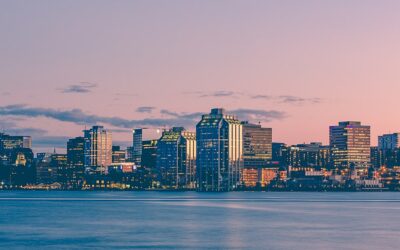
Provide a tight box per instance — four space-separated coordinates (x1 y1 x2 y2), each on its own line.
112 146 126 163
131 129 143 166
242 122 272 167
67 137 85 167
196 108 243 191
329 121 371 173
156 127 196 189
67 137 85 188
240 122 273 188
142 140 158 169
51 153 68 185
378 133 400 150
84 126 112 173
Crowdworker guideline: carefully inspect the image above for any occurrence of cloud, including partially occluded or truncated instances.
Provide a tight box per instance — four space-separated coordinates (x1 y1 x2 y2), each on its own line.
60 82 98 93
185 90 241 98
250 94 322 104
186 90 322 105
0 119 47 136
229 109 286 122
0 105 286 131
250 95 272 100
278 95 322 104
136 106 156 113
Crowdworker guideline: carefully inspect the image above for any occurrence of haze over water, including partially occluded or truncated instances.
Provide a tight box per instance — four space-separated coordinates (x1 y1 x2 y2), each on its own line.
1 191 400 249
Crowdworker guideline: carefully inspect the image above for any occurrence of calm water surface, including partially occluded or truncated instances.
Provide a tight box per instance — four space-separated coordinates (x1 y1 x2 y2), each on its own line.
1 191 400 249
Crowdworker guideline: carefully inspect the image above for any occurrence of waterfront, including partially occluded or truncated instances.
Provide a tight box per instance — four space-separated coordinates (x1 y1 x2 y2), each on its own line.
1 192 400 249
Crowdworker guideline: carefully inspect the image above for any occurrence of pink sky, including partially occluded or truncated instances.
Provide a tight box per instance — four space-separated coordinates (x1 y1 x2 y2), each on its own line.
1 1 400 152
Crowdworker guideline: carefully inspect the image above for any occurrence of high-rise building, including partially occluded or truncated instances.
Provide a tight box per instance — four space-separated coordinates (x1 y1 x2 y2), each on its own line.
84 126 112 173
131 129 143 166
378 133 400 150
51 153 68 184
242 122 272 168
67 137 85 167
196 108 243 191
142 140 158 169
156 127 196 189
66 137 86 188
329 121 371 173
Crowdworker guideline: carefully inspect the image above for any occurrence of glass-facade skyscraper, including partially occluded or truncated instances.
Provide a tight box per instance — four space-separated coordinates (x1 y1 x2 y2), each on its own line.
156 127 196 189
378 133 400 150
242 122 272 168
329 121 370 173
131 129 143 166
196 108 243 191
84 126 112 173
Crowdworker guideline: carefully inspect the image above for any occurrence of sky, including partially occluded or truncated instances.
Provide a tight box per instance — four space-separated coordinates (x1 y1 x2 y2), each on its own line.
1 0 400 152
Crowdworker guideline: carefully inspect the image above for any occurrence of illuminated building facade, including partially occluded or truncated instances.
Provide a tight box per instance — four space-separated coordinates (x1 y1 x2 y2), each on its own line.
84 126 112 173
196 108 243 191
242 122 272 168
131 129 143 166
378 133 400 150
156 127 196 189
66 137 86 188
142 140 158 169
329 121 371 173
112 146 126 163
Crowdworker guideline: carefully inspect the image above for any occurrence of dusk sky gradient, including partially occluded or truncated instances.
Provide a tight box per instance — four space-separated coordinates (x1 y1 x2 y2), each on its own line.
1 1 400 152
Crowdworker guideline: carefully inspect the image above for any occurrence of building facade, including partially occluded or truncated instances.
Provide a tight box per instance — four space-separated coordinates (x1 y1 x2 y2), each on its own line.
156 127 196 189
84 126 112 173
196 108 243 191
378 133 400 150
131 129 143 166
329 121 371 174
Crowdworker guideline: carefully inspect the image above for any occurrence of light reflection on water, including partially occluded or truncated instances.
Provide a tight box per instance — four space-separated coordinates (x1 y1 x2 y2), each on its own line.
1 191 400 249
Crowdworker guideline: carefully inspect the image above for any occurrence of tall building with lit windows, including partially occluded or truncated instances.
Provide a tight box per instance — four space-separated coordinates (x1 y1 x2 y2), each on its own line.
378 133 400 150
242 122 272 167
329 121 370 173
66 136 85 188
156 127 196 189
131 129 143 166
84 126 112 173
196 108 243 191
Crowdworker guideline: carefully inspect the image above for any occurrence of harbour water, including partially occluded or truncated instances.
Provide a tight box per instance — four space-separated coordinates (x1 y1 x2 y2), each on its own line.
1 191 400 249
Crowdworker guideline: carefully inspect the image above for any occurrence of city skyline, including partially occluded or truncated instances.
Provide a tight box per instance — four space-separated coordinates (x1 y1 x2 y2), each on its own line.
2 1 400 151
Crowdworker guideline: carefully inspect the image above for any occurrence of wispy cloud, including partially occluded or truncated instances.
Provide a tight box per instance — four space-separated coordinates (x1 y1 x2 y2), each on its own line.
250 95 272 100
186 90 322 105
278 95 322 104
136 106 156 113
0 105 286 130
0 119 47 136
60 82 98 94
230 109 286 122
185 90 242 98
250 94 322 105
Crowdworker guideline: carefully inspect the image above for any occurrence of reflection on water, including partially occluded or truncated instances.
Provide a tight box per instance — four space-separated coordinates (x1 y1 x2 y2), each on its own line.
1 191 400 249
